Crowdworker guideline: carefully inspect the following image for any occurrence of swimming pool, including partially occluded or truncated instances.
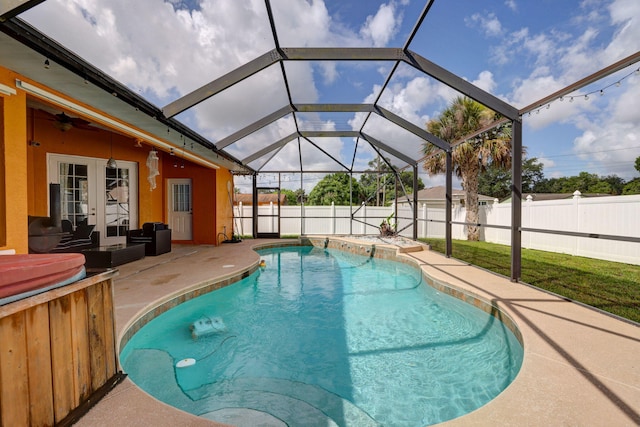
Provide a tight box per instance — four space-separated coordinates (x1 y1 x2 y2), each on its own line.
120 245 523 426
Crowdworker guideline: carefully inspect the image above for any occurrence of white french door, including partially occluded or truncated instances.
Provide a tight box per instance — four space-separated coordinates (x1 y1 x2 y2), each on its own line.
167 178 192 240
48 154 138 246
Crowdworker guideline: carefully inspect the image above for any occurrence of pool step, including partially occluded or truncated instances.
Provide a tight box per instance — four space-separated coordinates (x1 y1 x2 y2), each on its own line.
191 377 380 427
123 349 379 426
123 349 194 410
199 390 338 427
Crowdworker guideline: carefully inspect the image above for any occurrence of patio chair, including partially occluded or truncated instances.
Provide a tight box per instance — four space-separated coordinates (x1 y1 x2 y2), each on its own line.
127 222 171 256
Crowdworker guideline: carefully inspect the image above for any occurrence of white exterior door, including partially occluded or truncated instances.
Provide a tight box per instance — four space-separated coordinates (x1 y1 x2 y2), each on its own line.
168 178 193 240
48 154 138 246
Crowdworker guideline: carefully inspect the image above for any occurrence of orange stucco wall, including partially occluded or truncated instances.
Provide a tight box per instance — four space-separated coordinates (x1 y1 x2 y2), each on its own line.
26 107 166 223
1 68 28 253
161 157 232 245
0 66 231 252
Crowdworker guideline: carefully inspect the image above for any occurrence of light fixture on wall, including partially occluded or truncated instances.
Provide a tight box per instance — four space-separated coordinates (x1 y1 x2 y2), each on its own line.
44 59 50 69
106 133 117 169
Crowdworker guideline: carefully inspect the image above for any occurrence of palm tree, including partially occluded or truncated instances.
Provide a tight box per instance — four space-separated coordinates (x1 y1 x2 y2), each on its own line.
423 96 514 241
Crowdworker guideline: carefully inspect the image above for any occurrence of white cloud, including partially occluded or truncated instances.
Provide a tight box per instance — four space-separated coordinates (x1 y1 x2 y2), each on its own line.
471 70 497 93
21 0 639 182
359 2 402 47
466 12 504 37
536 155 556 170
505 0 517 12
504 0 639 104
571 76 640 179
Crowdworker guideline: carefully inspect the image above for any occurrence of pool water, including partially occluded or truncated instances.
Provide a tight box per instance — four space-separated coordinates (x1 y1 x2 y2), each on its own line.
120 246 523 427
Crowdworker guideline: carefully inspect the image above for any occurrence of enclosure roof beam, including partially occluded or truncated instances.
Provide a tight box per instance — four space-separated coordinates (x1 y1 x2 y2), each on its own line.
165 47 518 121
255 143 287 172
295 103 375 112
518 51 640 116
360 132 417 167
402 50 519 120
302 136 351 172
242 132 297 164
280 47 403 61
281 48 518 119
374 106 450 152
300 130 360 138
403 0 436 51
0 0 44 22
216 105 293 150
162 49 282 118
215 102 451 165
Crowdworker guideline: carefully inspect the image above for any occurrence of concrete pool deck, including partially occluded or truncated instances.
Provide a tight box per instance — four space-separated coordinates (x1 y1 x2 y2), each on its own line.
75 239 640 426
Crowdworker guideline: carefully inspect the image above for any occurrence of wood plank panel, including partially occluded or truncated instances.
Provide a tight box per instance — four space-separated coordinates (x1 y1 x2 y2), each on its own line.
102 280 117 377
70 289 91 402
25 303 55 426
49 294 75 423
0 311 30 426
87 283 107 390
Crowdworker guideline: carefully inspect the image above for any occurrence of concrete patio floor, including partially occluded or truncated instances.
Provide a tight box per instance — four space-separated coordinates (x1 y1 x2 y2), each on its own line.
75 239 640 426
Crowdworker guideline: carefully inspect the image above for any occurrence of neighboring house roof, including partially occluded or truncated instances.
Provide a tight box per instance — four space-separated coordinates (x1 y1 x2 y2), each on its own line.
397 186 495 203
234 193 287 205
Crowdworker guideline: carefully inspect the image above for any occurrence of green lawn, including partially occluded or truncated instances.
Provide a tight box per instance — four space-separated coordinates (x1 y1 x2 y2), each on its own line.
420 239 640 324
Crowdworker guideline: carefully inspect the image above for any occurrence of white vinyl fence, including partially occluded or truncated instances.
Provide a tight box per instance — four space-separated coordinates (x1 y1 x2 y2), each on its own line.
235 193 640 265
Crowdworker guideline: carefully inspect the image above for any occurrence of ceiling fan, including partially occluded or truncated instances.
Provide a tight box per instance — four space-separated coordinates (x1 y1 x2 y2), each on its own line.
51 112 96 132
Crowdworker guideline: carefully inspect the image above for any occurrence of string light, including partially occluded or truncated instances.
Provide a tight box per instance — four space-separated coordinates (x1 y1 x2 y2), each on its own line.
525 66 639 116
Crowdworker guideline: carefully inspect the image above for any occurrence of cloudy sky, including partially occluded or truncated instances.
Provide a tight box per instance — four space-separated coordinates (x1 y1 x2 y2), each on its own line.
21 0 640 190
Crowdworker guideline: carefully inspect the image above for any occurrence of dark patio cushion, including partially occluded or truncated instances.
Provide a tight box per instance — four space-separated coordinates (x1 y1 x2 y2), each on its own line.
142 222 166 234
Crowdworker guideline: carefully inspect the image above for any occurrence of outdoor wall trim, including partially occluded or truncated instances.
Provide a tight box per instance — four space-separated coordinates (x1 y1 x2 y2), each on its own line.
0 82 16 95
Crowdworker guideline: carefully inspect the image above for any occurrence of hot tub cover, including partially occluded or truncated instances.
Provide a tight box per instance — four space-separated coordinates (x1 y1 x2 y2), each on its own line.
0 253 86 303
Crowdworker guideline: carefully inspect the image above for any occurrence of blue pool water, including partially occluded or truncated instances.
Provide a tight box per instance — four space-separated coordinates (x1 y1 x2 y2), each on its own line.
120 246 523 427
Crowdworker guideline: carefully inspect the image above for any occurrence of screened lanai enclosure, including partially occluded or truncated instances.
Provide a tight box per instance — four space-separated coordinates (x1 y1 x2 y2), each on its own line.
2 0 639 281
